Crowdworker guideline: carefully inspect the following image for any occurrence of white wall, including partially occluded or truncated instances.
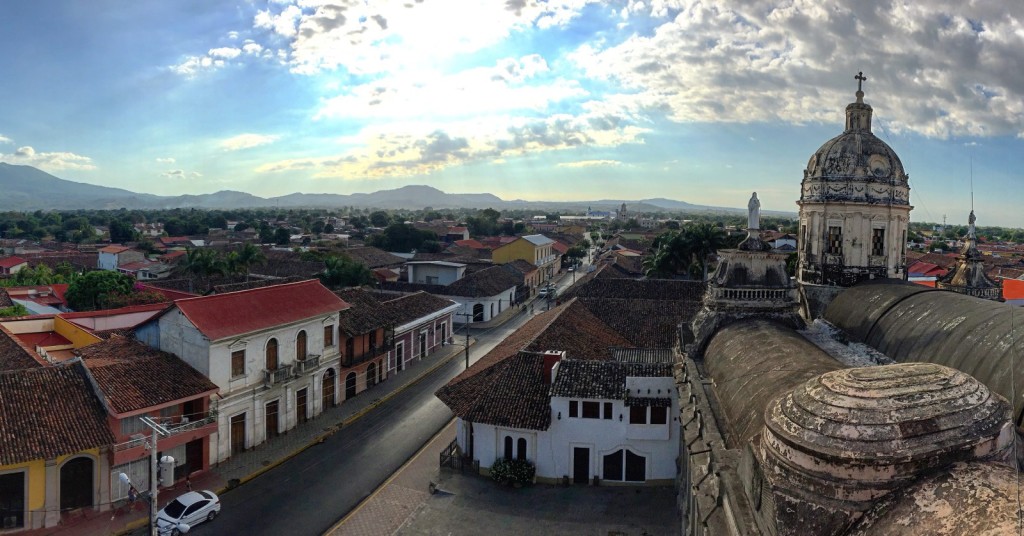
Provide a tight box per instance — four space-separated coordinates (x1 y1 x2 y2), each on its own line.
463 376 679 484
407 263 465 285
448 288 517 325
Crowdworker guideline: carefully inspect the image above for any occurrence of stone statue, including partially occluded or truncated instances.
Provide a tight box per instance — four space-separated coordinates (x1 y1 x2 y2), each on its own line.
748 192 761 230
968 210 976 238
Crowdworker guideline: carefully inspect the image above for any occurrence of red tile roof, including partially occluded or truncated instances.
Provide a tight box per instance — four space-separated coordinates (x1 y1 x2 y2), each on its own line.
171 279 350 341
454 239 487 250
551 241 569 254
139 283 199 301
99 245 132 254
0 362 115 465
0 324 43 371
80 336 219 415
0 256 27 269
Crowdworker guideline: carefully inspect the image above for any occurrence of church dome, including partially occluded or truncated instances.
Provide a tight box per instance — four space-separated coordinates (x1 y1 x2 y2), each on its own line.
762 363 1012 502
800 76 910 206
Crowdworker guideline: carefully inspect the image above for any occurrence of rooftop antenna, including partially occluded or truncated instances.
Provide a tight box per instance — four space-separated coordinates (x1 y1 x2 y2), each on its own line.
970 155 975 213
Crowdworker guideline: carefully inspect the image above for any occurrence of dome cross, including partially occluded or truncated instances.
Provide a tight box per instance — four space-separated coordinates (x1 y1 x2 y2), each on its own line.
855 71 867 91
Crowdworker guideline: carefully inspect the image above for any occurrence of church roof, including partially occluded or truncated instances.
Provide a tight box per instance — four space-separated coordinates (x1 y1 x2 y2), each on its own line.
703 319 842 445
824 280 1024 423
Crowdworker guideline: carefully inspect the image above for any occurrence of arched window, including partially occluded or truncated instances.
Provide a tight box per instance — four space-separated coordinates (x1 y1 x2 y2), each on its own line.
296 330 307 361
490 303 495 318
517 438 527 461
367 362 377 387
472 303 484 322
498 299 502 313
345 372 357 399
503 436 513 461
266 338 279 370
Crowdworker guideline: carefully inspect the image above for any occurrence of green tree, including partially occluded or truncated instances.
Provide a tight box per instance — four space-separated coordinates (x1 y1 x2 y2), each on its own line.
319 255 372 288
0 303 29 317
369 211 391 227
65 271 135 311
183 248 226 278
274 227 292 245
563 246 586 267
109 218 136 243
684 222 728 280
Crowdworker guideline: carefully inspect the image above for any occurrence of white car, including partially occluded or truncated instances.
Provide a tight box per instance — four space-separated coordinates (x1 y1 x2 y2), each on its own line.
157 490 221 535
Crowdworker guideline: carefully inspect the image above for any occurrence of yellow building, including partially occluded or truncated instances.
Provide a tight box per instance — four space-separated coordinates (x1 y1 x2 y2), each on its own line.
491 234 559 283
0 362 114 530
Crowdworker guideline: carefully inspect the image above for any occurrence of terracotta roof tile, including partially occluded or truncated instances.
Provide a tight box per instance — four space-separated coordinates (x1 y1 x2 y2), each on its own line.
0 362 114 465
0 324 43 371
80 337 218 415
436 351 552 431
380 292 458 327
343 246 406 269
171 280 349 341
550 359 673 399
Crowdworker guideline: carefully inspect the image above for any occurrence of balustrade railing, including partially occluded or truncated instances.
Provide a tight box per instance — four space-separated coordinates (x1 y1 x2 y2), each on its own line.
294 354 321 374
264 365 294 387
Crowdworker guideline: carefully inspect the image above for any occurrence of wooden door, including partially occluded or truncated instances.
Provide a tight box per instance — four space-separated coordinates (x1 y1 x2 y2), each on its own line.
265 401 279 439
322 369 336 409
296 388 308 424
230 414 246 455
573 447 589 484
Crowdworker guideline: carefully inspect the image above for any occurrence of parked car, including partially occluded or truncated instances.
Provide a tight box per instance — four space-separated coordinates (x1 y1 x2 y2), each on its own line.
157 490 221 535
538 287 550 298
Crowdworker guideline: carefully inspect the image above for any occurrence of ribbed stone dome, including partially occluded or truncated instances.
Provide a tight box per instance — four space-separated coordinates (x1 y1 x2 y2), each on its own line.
762 363 1012 502
800 89 910 206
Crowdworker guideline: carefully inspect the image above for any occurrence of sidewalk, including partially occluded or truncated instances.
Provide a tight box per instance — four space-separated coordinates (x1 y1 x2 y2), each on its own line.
26 339 475 536
326 421 676 536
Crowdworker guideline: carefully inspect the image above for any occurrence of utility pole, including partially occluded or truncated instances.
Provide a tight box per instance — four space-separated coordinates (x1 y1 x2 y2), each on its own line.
455 312 472 369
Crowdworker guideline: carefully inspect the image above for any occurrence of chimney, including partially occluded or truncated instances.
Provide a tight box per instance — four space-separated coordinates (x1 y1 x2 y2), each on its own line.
542 351 564 384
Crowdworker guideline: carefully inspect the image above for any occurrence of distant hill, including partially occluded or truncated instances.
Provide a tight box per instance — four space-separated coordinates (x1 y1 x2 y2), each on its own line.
0 163 795 217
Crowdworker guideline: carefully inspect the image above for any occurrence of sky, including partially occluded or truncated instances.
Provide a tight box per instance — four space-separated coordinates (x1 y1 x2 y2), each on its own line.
1 0 1022 226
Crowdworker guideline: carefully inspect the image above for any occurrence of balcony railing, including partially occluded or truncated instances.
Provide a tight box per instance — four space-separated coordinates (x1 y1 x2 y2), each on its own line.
343 338 393 367
114 414 217 452
710 287 797 302
264 364 294 387
535 254 558 267
294 354 321 374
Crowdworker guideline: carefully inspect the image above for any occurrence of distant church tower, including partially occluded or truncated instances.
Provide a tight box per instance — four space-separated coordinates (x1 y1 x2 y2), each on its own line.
797 72 912 315
936 210 1001 300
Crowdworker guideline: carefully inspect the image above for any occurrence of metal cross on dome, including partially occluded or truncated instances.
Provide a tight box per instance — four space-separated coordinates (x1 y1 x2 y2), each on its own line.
855 71 867 92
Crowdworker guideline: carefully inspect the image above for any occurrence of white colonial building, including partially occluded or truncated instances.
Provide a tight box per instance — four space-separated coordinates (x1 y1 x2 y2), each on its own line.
441 350 678 485
136 280 349 463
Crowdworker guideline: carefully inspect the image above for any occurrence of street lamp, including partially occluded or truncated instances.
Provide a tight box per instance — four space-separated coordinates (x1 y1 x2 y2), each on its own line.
123 416 192 536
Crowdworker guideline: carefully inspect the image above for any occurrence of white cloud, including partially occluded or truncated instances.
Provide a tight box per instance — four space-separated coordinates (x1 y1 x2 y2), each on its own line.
255 4 303 38
219 133 281 151
557 159 622 168
160 169 202 179
227 31 240 40
0 134 11 144
242 41 263 55
248 1 596 76
209 47 242 59
256 113 646 178
570 0 1024 139
155 157 176 164
315 55 585 120
2 145 96 171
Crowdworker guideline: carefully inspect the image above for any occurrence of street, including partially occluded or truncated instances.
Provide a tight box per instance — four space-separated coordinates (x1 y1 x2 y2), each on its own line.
179 311 534 536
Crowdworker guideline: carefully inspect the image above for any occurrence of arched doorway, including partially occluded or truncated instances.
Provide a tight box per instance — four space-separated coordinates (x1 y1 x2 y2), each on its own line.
59 457 94 512
345 372 357 399
296 330 307 361
367 362 377 388
322 369 336 409
472 303 484 322
266 338 279 370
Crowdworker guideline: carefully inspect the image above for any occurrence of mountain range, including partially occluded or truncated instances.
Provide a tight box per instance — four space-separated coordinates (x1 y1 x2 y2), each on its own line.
0 162 794 216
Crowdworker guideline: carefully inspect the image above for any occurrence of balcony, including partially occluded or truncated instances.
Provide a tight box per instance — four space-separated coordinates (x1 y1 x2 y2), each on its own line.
114 414 218 453
535 254 558 267
709 287 798 303
294 354 321 374
343 338 394 367
264 365 294 388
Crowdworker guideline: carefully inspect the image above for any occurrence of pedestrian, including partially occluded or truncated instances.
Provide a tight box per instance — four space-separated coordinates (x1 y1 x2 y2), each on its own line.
186 476 192 491
128 485 138 511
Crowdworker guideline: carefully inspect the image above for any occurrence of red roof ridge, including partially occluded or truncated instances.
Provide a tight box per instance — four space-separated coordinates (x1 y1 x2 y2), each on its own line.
61 302 171 319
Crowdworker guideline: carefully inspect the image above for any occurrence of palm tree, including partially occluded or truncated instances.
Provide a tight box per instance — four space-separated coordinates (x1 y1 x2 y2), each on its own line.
684 222 727 281
643 231 693 278
184 248 226 278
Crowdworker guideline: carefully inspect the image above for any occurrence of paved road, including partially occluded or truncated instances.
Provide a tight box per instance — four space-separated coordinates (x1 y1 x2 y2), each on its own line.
183 316 531 536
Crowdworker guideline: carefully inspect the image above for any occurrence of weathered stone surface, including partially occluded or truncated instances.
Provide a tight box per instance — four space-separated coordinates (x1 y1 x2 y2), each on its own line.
761 363 1013 536
848 462 1024 536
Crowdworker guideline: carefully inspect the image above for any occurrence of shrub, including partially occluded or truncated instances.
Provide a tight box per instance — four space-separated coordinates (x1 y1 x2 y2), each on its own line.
490 458 536 486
